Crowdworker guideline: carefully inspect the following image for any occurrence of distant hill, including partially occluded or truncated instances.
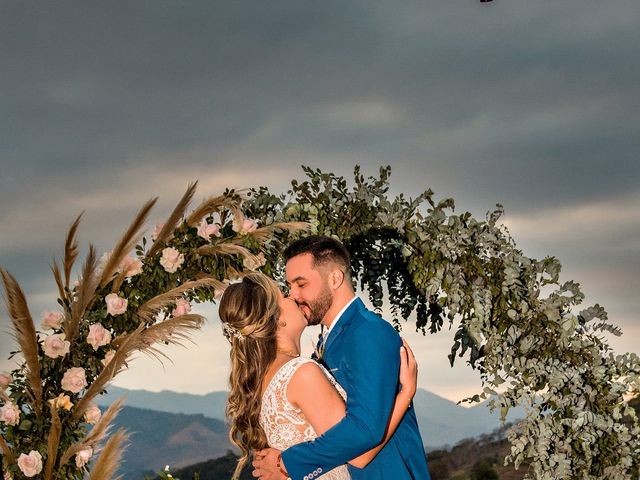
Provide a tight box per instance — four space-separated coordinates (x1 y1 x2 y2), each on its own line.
99 386 524 449
110 406 235 479
162 426 525 480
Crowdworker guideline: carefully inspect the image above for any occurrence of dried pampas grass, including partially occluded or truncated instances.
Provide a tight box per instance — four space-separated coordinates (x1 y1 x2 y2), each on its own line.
99 199 157 288
0 268 42 416
146 182 198 258
88 429 129 480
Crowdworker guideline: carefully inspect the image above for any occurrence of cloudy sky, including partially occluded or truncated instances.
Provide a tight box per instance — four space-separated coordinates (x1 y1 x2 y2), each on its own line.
1 0 638 403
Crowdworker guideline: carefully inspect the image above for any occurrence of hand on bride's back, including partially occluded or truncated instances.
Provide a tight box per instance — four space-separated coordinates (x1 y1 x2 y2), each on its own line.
399 338 417 398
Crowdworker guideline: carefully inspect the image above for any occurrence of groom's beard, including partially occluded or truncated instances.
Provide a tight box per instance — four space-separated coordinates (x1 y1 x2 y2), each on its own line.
300 285 333 326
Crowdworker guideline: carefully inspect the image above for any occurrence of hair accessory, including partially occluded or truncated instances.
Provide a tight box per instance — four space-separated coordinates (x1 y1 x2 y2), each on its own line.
222 322 244 341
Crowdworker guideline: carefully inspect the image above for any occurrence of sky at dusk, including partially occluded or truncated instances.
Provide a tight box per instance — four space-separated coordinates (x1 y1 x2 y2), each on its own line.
1 0 639 403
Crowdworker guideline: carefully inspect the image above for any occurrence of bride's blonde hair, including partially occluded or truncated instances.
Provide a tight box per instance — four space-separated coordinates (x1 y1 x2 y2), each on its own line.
218 272 280 479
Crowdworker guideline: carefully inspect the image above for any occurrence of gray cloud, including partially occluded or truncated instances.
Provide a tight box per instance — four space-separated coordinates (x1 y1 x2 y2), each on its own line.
1 0 638 399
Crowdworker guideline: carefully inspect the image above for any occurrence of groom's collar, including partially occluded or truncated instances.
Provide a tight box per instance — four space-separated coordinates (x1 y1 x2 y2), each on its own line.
322 295 358 347
325 296 357 336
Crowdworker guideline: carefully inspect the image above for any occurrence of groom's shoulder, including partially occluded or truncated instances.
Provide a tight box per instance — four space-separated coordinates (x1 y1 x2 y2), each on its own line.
351 303 399 339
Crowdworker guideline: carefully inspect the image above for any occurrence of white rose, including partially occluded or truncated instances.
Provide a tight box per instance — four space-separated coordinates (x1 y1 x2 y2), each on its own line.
86 323 112 350
174 298 192 317
0 402 20 426
17 450 43 478
61 367 87 394
197 219 221 240
0 372 11 390
41 310 64 330
105 293 128 316
101 350 116 367
160 247 184 273
84 404 101 424
41 334 71 359
118 255 143 278
75 447 93 468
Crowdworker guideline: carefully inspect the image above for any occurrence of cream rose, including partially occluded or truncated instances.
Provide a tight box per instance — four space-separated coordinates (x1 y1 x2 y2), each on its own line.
41 310 64 330
197 219 221 240
105 293 128 316
0 372 11 390
17 451 43 478
174 298 192 316
84 404 101 424
118 254 143 278
48 393 73 411
160 247 184 273
101 350 116 367
86 323 112 350
75 446 93 468
232 217 258 235
61 367 87 393
41 334 71 359
0 402 20 426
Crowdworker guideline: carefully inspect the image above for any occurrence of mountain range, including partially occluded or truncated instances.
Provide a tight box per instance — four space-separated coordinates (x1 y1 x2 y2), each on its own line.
98 386 523 450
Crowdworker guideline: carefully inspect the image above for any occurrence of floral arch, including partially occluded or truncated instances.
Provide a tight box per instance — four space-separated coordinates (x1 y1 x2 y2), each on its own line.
1 166 638 479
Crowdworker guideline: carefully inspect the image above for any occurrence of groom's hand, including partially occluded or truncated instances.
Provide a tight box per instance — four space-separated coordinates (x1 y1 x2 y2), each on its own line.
252 447 287 480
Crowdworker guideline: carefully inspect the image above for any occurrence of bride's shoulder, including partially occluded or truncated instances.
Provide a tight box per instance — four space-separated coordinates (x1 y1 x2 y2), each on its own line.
288 358 330 388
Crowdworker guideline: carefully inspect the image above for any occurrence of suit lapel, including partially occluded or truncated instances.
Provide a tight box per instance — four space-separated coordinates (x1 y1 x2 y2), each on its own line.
323 298 363 355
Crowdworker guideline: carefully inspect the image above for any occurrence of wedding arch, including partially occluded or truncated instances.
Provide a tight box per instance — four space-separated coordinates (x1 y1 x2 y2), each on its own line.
1 166 638 479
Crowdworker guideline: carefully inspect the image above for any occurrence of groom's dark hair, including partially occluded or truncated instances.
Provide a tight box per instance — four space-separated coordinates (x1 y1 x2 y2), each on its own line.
284 235 351 277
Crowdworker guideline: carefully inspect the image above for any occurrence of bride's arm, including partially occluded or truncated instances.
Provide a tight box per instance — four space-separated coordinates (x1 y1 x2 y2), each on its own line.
348 338 417 468
288 338 418 468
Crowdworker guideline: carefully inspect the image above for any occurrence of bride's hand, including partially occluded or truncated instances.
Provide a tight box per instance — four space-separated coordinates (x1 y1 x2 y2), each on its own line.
399 338 417 398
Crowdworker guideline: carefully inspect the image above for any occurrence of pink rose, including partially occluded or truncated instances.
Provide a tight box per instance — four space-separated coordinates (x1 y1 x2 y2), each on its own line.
232 217 258 235
160 247 184 273
17 451 43 478
75 446 93 468
84 404 101 424
41 310 64 330
86 323 112 350
174 298 191 316
4 469 12 480
0 402 20 426
105 293 128 316
197 219 221 240
118 255 143 278
41 334 71 359
0 372 11 390
152 222 165 241
101 350 116 367
48 393 73 411
61 367 87 393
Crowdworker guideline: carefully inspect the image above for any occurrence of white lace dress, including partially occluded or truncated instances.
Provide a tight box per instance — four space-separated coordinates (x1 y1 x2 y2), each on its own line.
260 357 351 480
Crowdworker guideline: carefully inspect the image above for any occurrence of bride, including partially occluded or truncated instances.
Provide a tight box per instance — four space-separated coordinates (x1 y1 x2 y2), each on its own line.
218 272 417 479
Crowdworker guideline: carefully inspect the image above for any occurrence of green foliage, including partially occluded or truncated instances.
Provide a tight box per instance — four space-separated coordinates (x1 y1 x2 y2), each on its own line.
247 166 640 479
471 460 500 480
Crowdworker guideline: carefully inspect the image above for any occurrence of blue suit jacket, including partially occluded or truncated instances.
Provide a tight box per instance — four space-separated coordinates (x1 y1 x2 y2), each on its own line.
281 298 430 480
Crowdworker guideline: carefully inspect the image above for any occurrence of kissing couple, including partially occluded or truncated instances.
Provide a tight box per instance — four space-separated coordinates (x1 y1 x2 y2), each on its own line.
218 236 431 480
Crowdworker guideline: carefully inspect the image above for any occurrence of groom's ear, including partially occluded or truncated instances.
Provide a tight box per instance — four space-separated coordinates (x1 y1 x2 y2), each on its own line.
329 269 345 290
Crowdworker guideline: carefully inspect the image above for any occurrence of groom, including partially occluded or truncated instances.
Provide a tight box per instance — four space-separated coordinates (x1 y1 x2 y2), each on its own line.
252 236 430 480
